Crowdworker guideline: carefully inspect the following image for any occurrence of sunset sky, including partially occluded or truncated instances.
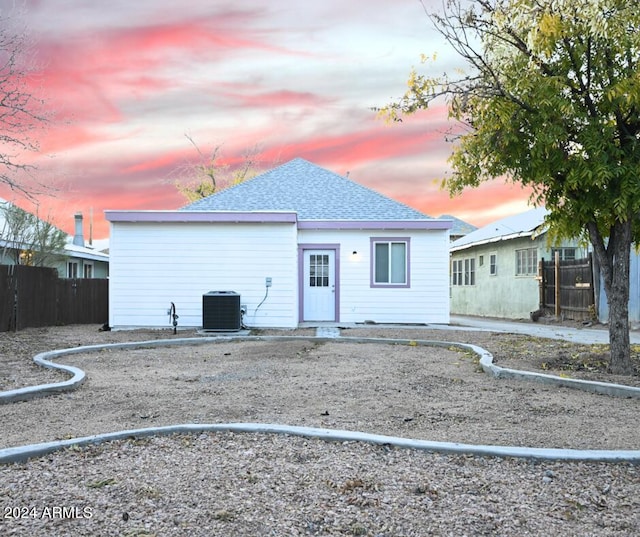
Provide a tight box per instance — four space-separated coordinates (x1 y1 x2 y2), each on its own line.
4 0 533 239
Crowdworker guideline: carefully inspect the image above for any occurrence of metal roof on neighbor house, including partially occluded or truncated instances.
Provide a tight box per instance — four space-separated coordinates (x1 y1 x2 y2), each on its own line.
450 207 548 252
181 158 438 222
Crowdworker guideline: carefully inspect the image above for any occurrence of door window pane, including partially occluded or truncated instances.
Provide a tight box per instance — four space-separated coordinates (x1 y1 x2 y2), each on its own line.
309 254 330 287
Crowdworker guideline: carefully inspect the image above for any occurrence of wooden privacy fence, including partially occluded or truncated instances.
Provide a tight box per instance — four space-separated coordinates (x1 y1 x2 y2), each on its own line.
0 265 108 331
538 254 595 321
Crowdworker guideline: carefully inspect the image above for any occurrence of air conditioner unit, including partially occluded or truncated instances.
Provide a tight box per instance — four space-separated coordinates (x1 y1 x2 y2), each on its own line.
202 291 241 331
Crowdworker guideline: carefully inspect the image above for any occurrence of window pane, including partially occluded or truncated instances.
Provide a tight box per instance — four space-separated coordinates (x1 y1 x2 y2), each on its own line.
375 243 389 283
516 248 537 275
526 249 536 274
390 242 406 283
453 259 463 286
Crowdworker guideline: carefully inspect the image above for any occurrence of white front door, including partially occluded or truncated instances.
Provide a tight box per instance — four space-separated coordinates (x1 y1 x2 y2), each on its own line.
303 250 336 321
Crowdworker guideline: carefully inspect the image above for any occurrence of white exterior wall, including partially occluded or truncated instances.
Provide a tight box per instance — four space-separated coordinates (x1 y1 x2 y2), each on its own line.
109 221 298 329
298 228 450 324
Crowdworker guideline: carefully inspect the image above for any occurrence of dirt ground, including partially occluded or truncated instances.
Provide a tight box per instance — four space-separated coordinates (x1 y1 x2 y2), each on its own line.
2 324 640 537
1 323 639 451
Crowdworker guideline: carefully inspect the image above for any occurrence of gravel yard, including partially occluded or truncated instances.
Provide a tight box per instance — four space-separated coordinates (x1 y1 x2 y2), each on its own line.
1 324 639 536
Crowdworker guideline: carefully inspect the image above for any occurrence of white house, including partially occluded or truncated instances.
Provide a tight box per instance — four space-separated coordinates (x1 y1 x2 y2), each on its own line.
106 158 452 329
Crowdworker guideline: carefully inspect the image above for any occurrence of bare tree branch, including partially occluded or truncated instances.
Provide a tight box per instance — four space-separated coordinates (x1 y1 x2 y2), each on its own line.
0 7 49 199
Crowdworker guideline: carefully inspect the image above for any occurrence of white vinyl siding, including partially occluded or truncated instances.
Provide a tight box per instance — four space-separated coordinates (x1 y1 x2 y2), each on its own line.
109 222 451 328
109 222 298 328
300 228 449 325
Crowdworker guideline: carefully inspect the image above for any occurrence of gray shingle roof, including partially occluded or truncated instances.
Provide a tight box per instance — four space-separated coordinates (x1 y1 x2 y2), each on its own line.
438 214 477 237
181 158 431 221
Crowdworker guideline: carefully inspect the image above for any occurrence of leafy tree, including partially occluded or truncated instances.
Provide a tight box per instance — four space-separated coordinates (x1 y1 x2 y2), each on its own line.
173 136 264 202
0 201 67 267
379 0 640 374
0 8 47 196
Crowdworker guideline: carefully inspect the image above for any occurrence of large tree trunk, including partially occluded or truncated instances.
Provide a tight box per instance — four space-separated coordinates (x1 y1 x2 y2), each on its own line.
588 221 633 375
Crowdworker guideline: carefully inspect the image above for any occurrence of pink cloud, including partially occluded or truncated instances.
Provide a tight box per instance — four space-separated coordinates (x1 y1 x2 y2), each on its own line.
232 90 334 109
7 2 535 240
254 107 450 169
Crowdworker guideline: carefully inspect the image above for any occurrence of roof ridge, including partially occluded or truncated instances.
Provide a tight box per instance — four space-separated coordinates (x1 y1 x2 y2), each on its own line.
182 158 432 220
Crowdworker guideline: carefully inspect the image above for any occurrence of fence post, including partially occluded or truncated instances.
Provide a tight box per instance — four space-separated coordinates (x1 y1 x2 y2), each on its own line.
8 265 16 332
538 258 545 310
588 252 596 319
555 250 561 318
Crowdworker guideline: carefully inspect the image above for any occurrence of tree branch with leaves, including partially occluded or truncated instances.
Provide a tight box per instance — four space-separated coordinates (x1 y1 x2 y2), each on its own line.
0 201 67 267
379 0 640 374
173 136 265 203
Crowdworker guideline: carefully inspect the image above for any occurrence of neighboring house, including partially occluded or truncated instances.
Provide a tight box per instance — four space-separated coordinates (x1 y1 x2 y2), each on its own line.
106 158 452 329
0 201 109 278
63 213 109 279
450 207 587 319
439 214 477 241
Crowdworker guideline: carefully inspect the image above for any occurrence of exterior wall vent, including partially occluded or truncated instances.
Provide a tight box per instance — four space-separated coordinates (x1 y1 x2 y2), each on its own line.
202 291 241 331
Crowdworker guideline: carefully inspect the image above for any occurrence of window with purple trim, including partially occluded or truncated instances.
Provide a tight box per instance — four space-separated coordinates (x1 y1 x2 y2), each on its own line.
372 239 408 286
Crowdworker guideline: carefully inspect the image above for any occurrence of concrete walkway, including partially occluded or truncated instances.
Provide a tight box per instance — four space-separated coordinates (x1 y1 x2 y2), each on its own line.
449 315 640 345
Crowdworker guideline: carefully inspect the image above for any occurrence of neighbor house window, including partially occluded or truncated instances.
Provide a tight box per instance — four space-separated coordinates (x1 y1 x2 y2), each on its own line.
452 257 475 286
551 248 576 261
516 248 537 275
67 261 78 278
371 238 409 287
83 262 94 279
464 258 475 285
490 253 497 276
452 259 463 286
